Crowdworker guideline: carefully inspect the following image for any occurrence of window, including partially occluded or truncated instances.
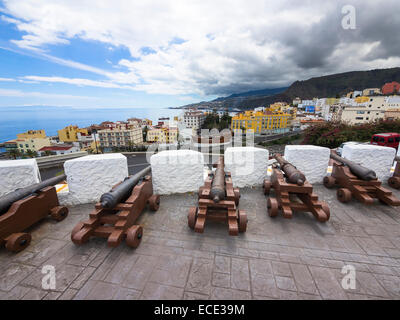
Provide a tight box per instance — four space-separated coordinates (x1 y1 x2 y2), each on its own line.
379 137 385 143
388 138 394 143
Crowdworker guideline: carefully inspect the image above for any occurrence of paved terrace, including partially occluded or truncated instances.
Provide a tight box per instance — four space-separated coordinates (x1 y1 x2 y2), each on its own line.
1 186 400 300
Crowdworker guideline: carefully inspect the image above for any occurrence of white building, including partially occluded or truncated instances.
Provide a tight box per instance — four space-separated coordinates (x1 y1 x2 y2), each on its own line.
183 110 205 129
38 144 80 156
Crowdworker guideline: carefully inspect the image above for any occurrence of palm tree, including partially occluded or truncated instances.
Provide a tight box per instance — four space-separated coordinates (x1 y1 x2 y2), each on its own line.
26 149 37 158
8 149 21 160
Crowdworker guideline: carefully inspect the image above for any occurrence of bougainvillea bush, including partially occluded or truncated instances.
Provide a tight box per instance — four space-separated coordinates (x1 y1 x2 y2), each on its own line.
302 119 400 149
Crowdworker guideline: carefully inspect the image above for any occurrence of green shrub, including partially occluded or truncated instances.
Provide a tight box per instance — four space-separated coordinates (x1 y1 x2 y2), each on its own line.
302 119 400 148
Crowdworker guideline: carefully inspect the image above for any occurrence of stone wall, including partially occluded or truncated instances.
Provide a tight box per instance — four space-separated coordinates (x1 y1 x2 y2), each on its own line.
342 144 396 182
0 159 41 197
63 153 128 205
224 147 269 188
284 145 330 184
150 150 205 194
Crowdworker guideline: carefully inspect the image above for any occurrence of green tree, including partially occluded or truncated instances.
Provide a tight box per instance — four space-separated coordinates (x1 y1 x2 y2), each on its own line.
8 149 21 160
25 149 38 158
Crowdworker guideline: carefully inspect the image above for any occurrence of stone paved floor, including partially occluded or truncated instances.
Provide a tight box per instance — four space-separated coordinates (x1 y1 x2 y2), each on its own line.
1 186 400 300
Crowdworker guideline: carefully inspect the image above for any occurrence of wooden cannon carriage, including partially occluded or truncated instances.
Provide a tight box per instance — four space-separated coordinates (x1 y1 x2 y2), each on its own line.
323 151 400 206
71 166 160 248
388 156 400 189
188 157 247 235
263 154 330 222
0 175 68 253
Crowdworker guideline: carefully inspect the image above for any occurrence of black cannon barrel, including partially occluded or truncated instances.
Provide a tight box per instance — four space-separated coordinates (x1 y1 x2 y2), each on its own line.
210 157 226 203
274 154 306 186
100 166 151 209
0 174 67 214
330 152 377 181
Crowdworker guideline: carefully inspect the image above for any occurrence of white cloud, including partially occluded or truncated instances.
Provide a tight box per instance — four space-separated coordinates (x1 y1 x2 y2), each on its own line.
0 87 96 99
22 75 136 89
0 77 15 82
1 0 400 96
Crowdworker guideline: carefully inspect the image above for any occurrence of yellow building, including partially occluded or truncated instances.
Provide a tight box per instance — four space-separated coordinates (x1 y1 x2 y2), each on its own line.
355 96 370 104
147 127 178 143
326 98 339 105
17 129 46 140
230 110 290 133
16 137 51 154
58 125 89 142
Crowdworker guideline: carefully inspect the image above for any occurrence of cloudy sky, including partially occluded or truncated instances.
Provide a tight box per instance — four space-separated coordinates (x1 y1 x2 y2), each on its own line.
0 0 399 107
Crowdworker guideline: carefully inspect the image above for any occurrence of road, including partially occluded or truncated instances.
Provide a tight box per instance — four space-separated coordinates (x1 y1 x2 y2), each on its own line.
40 153 151 180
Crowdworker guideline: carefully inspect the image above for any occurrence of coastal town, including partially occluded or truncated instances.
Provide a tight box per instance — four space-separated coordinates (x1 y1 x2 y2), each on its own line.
2 80 400 159
2 0 400 306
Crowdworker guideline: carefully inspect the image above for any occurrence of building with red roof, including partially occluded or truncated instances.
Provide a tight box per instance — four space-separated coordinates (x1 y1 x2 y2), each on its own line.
382 81 400 95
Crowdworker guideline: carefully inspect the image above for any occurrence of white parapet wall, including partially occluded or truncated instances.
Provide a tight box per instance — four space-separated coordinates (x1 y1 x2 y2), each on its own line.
225 147 269 188
150 150 204 195
284 145 330 184
0 159 41 197
63 153 128 205
342 144 396 182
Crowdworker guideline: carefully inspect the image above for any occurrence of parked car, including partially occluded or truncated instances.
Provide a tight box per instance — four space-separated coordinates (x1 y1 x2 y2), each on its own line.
336 141 361 156
371 133 400 150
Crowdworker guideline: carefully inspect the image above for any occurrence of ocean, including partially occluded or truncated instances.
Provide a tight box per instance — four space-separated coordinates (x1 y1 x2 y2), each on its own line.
0 106 182 152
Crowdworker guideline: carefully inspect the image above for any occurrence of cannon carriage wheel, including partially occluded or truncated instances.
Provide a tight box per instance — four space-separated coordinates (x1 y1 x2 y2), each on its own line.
337 188 352 203
321 201 331 220
234 188 240 205
263 180 271 195
323 176 336 189
188 207 198 229
148 194 160 211
238 210 247 232
126 225 143 248
267 198 279 217
50 206 69 221
388 176 400 189
5 233 31 253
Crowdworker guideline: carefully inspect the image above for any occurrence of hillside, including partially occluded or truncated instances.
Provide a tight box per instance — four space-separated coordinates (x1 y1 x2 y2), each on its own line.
178 67 400 110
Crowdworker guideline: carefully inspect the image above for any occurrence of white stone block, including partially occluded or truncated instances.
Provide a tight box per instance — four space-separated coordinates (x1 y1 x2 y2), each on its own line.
150 150 204 195
224 147 269 188
64 153 128 205
342 144 396 182
0 159 41 197
284 145 330 184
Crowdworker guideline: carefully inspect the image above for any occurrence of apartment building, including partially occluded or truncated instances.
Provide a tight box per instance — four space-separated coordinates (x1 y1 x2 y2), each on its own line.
340 96 400 124
58 125 89 143
16 137 51 153
16 129 46 140
183 110 205 129
98 124 143 148
231 110 291 133
147 126 178 143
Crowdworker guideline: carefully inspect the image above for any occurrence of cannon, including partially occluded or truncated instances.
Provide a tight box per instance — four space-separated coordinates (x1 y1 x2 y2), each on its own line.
274 154 306 186
388 156 400 189
323 151 400 206
188 157 247 235
0 175 68 253
263 154 330 222
71 166 160 248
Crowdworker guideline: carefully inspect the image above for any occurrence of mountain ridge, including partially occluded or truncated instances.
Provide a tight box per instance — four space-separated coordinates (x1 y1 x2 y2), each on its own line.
178 67 400 110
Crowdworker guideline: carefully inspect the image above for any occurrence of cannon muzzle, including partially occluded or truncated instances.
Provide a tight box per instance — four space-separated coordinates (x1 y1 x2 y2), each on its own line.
100 166 151 209
330 152 376 181
210 157 226 203
274 154 306 186
0 174 67 214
